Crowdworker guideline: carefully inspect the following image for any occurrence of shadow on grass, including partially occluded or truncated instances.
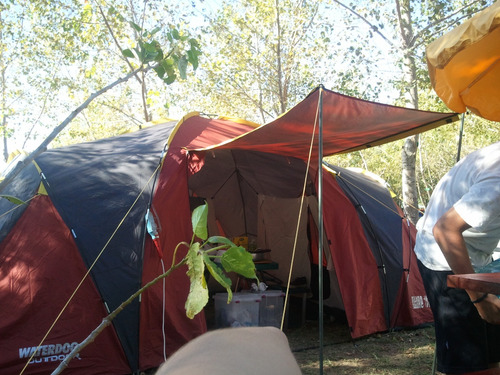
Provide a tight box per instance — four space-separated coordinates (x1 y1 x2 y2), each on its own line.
287 317 435 375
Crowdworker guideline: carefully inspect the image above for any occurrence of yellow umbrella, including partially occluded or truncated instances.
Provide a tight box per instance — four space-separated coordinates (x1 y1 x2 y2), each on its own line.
426 1 500 121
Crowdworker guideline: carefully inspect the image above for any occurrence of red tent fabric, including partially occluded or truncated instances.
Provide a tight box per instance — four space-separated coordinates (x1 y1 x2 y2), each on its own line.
139 115 259 367
321 173 387 337
149 87 451 338
0 87 451 373
0 196 129 375
215 87 458 159
390 214 433 328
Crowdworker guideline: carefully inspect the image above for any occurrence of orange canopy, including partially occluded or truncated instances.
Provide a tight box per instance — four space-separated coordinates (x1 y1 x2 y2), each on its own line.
426 1 500 121
206 87 458 160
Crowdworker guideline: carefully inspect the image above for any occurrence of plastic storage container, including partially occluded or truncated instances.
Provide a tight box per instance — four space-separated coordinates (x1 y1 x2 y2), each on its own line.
214 293 261 328
257 290 285 328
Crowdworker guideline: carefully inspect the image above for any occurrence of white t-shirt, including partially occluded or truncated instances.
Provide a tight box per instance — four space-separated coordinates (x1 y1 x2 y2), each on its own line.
414 141 500 271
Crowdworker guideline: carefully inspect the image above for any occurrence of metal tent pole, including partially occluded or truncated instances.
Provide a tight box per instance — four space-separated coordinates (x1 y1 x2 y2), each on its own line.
318 86 324 375
456 112 465 162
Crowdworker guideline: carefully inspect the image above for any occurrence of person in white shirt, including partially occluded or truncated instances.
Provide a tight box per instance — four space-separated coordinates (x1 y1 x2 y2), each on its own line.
414 141 500 374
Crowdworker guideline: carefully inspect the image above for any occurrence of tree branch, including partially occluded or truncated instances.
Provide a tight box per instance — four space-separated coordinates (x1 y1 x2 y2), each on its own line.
275 0 285 113
332 0 394 47
97 100 144 126
21 67 57 150
96 1 143 85
0 66 150 193
409 0 485 49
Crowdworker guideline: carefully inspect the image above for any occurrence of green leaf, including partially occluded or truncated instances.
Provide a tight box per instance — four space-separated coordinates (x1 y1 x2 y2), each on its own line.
134 46 144 62
203 253 232 300
187 50 199 70
178 55 188 80
0 195 25 205
164 74 176 85
121 49 135 58
129 21 142 33
144 41 158 54
154 46 164 62
191 203 208 240
154 65 165 79
165 63 175 77
144 52 159 63
150 26 161 36
185 243 208 319
207 236 235 247
171 28 181 40
221 246 257 280
189 38 200 49
161 58 174 69
138 41 160 63
163 57 174 66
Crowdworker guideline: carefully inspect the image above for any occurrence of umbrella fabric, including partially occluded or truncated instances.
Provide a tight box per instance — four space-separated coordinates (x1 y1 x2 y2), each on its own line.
426 1 500 121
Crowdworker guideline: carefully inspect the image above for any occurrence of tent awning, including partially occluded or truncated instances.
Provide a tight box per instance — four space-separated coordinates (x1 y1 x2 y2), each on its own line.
193 87 458 159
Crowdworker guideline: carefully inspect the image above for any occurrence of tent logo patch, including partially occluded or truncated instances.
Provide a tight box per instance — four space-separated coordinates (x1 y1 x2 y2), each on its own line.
19 342 80 364
411 295 430 309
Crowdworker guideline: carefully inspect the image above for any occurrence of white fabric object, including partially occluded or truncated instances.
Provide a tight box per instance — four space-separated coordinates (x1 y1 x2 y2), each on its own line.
156 327 302 375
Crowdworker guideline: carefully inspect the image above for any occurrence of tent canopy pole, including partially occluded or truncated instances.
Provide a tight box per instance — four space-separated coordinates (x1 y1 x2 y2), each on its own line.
456 112 465 163
318 85 324 375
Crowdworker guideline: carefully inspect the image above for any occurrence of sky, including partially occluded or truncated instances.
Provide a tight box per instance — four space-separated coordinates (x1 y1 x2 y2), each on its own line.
1 0 481 172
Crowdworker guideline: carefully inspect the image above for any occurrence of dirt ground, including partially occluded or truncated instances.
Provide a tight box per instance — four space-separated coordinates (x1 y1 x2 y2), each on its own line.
204 296 436 375
286 314 436 375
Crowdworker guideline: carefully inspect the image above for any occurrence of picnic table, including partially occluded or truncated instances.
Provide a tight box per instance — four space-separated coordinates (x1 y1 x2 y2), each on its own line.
447 273 500 295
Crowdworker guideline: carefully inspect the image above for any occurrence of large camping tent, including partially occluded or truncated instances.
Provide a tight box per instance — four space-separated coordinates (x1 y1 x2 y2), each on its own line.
0 87 456 374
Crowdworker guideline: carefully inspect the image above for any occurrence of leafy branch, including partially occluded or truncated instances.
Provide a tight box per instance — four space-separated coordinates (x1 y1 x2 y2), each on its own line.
0 6 201 193
121 20 201 85
0 66 145 193
50 203 257 375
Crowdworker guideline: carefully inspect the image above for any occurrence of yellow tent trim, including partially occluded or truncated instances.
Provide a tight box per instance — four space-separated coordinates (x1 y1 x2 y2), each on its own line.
166 112 200 147
168 112 261 150
6 150 25 164
2 150 48 195
37 181 48 196
216 116 260 128
30 160 48 196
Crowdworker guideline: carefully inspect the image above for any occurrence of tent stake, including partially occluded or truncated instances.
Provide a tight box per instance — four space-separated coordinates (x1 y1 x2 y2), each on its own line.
318 85 324 375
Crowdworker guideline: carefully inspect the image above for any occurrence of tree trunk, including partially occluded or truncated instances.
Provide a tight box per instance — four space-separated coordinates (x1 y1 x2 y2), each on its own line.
2 115 7 162
400 49 420 223
1 68 7 162
0 11 7 163
396 0 420 224
275 0 287 114
402 134 419 223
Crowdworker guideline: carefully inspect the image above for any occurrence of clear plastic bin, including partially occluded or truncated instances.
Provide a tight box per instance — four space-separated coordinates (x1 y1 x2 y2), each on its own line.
214 293 261 328
257 290 285 328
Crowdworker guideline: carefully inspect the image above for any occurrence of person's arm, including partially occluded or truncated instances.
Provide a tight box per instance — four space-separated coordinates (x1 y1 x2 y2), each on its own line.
433 207 474 274
433 207 500 324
